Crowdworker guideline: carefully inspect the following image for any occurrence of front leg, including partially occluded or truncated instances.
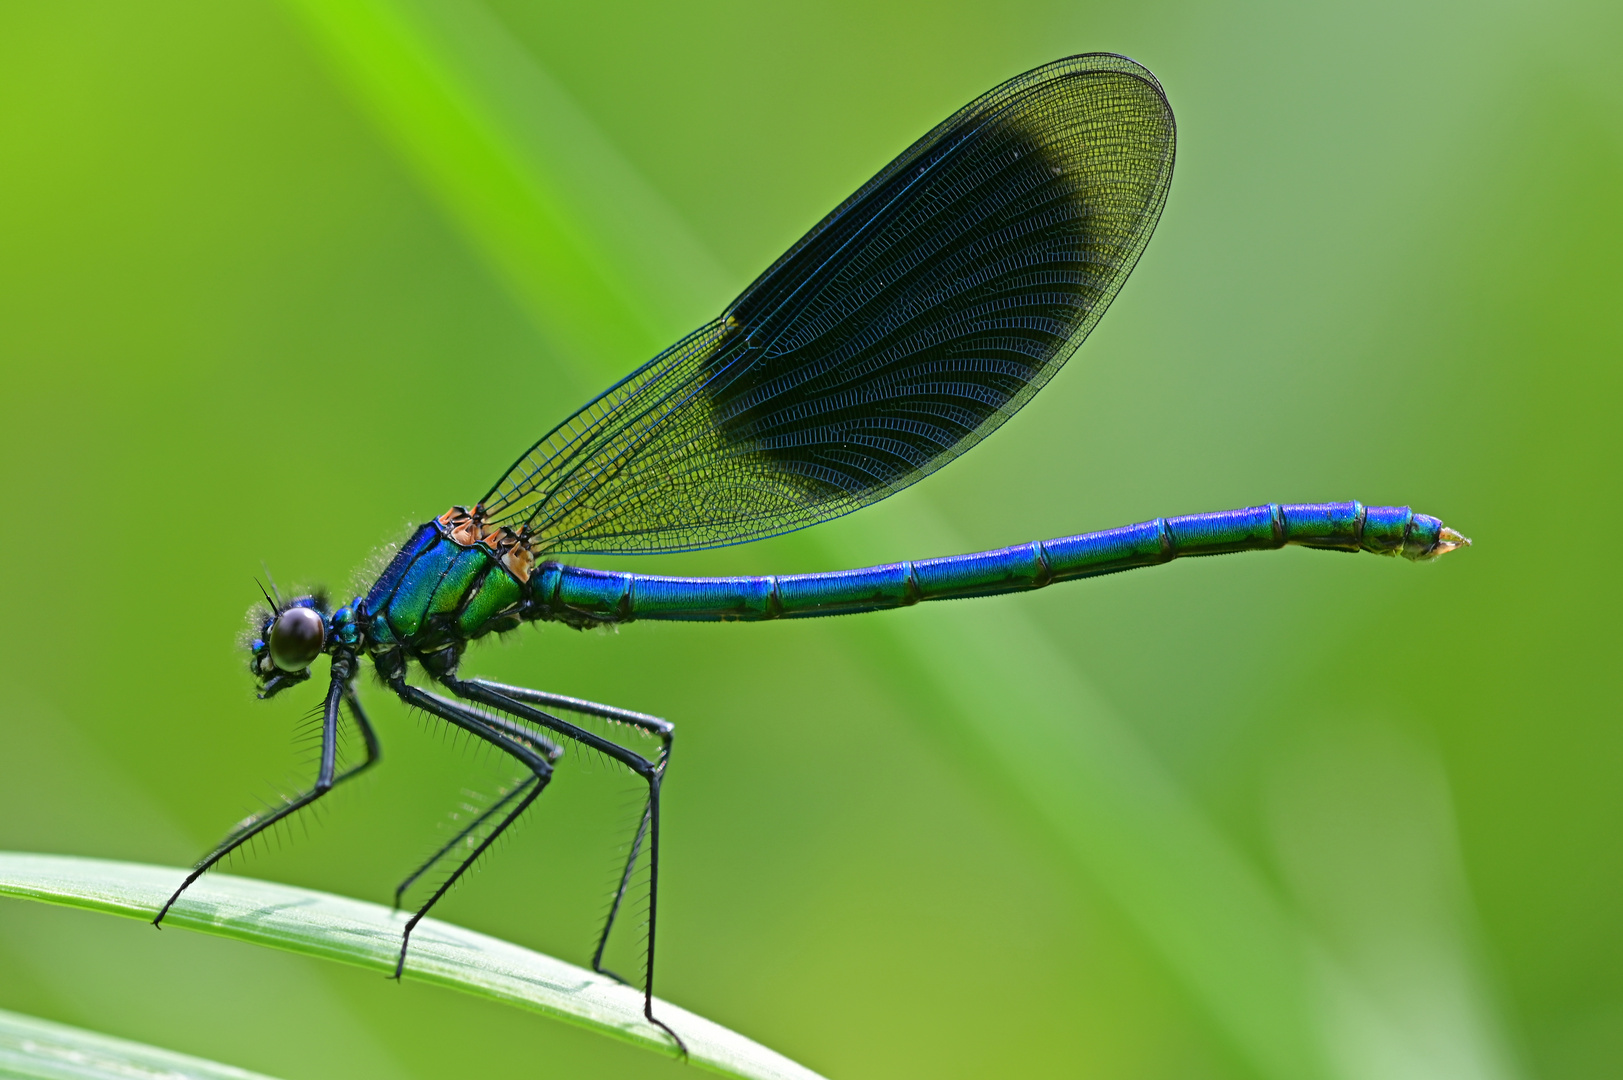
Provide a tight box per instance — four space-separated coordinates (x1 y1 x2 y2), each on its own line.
156 655 377 927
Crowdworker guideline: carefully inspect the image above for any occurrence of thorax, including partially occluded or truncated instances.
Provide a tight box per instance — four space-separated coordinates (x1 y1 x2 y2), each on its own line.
362 507 538 662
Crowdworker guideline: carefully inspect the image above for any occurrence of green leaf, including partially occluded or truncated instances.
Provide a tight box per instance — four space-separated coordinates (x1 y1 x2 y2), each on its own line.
0 853 824 1080
0 1005 284 1080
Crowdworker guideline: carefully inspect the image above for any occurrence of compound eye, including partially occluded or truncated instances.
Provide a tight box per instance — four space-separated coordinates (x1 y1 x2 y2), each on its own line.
269 607 326 672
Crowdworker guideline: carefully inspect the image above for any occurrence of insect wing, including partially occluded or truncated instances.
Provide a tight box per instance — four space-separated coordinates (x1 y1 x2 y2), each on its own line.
481 53 1175 554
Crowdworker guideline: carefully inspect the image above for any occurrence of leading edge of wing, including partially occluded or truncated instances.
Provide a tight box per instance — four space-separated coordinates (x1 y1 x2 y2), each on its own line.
479 53 1175 554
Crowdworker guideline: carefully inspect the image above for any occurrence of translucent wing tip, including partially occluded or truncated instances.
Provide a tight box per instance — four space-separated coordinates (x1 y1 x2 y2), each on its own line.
1428 526 1472 559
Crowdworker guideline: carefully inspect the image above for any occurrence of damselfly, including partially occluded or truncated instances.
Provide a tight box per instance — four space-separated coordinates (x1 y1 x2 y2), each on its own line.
156 54 1469 1050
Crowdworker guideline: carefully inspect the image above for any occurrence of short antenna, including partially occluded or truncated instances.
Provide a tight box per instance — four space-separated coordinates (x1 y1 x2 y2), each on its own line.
255 578 279 615
261 562 284 607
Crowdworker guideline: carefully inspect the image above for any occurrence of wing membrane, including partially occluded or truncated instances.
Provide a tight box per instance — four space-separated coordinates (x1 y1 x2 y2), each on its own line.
482 53 1175 554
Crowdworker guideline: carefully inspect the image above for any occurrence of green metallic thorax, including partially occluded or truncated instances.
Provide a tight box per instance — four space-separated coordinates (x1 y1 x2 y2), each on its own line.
364 525 525 661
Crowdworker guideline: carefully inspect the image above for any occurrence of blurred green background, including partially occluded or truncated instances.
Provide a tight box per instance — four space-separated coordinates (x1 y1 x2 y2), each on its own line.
1 0 1619 1078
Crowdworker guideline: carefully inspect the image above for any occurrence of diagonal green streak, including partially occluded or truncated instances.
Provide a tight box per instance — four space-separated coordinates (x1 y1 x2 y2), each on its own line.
277 4 1506 1079
281 0 720 366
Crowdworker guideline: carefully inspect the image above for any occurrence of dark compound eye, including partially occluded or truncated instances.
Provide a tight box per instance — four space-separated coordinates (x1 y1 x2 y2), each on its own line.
268 607 325 672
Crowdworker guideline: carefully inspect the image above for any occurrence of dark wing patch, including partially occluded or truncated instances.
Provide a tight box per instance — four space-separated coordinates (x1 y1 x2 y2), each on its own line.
481 54 1175 554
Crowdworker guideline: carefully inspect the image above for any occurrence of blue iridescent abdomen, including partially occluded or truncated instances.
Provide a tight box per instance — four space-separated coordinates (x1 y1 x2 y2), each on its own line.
525 502 1465 626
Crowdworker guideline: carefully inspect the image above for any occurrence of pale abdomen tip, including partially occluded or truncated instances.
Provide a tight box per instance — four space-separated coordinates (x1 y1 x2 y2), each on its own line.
1429 526 1472 559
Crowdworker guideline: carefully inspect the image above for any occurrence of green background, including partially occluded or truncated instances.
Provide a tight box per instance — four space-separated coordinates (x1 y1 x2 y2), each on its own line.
1 1 1619 1078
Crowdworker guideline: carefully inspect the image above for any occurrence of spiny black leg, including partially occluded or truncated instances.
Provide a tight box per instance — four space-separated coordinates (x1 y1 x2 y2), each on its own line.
461 679 672 986
390 698 561 910
645 772 672 1047
394 775 539 911
388 677 554 980
442 676 684 1056
156 658 372 927
465 681 674 749
344 686 383 775
459 678 673 988
396 780 542 977
592 801 650 985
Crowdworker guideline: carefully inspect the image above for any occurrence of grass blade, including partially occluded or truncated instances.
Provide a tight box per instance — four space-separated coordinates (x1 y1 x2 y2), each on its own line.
0 853 824 1080
0 1005 283 1080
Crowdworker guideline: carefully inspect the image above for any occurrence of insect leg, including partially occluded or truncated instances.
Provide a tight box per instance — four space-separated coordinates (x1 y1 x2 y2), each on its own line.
344 685 384 776
593 802 650 985
391 709 562 910
441 676 683 1055
461 681 674 747
156 659 377 927
387 677 555 979
456 680 672 984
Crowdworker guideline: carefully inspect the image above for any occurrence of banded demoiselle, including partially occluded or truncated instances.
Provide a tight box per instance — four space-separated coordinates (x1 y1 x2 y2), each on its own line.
155 54 1469 1049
